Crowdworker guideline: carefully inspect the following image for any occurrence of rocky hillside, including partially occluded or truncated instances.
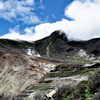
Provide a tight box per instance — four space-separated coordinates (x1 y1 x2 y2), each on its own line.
1 31 100 59
34 30 100 59
0 39 34 55
0 52 58 96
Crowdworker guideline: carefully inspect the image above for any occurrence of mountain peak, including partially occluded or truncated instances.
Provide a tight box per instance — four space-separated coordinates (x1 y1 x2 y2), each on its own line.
50 30 68 41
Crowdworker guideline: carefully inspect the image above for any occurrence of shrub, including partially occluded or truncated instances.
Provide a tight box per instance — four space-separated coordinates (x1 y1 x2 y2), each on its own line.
93 88 100 100
89 72 100 83
53 72 100 100
53 84 73 100
88 72 100 93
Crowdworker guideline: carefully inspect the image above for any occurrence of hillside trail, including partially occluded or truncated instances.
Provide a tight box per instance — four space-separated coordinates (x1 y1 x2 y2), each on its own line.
50 73 89 88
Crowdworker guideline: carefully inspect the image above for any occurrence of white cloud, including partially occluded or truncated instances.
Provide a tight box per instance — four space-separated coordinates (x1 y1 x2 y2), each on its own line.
31 0 100 41
25 0 34 6
1 0 100 41
19 14 41 25
0 0 41 24
64 0 100 40
0 19 74 41
0 26 36 41
33 0 100 41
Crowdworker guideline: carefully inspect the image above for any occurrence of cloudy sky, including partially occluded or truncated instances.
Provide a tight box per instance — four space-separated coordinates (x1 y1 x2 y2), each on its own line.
0 0 100 41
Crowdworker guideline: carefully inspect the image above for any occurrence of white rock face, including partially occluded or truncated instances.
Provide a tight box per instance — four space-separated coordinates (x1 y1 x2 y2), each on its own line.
78 49 87 57
27 49 32 56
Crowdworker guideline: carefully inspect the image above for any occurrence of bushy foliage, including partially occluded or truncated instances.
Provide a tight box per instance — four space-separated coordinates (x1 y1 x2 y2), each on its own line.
89 72 100 83
53 71 100 100
46 68 96 78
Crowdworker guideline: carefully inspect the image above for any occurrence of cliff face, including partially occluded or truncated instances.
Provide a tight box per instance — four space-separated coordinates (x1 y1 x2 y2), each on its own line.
0 52 57 96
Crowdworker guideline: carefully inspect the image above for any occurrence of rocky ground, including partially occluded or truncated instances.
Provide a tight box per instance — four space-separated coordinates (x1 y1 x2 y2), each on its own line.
0 52 58 97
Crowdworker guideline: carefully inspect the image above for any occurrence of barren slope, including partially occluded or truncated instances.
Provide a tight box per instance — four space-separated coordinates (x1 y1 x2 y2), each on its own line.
0 52 57 96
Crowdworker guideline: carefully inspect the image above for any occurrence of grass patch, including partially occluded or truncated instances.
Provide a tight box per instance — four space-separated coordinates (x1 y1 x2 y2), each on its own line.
46 42 52 57
46 68 100 78
60 58 86 63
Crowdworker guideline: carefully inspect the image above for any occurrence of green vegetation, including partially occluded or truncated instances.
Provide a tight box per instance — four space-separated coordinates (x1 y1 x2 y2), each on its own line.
95 58 100 61
0 39 34 49
61 58 86 63
46 42 52 57
73 50 80 57
53 72 100 100
45 68 100 78
33 35 54 56
46 45 50 57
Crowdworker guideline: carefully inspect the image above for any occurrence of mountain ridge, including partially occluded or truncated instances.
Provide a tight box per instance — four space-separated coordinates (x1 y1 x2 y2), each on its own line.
33 30 100 59
1 30 100 59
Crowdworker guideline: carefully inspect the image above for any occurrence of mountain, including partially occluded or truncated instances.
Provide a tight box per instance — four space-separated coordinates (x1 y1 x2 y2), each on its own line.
1 31 100 59
34 30 100 59
0 30 100 99
0 39 34 54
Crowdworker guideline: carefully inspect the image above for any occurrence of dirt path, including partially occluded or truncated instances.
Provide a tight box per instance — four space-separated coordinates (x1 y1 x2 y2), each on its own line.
50 74 89 87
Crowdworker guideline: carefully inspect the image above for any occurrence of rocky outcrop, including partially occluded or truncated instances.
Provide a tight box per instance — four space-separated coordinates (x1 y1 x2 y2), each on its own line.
78 49 87 57
0 52 57 96
82 63 100 69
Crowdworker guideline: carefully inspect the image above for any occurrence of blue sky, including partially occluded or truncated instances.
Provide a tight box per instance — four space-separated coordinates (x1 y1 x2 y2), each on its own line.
0 0 100 41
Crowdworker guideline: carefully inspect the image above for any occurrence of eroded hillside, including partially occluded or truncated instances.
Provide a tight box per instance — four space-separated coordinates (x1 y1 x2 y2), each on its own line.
0 52 58 96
